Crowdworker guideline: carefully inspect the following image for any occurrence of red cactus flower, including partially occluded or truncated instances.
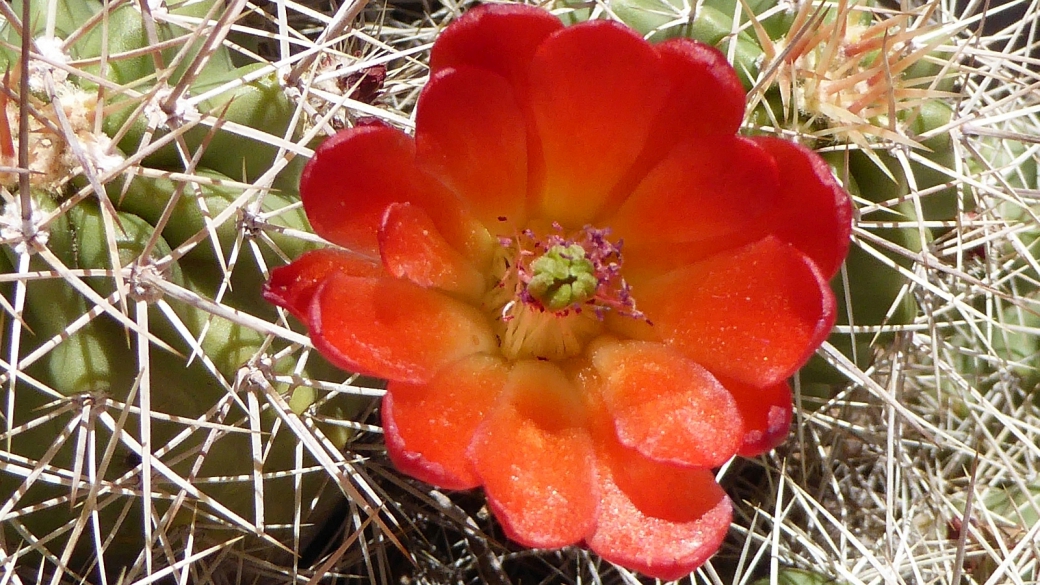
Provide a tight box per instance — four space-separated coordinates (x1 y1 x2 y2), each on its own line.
264 4 852 579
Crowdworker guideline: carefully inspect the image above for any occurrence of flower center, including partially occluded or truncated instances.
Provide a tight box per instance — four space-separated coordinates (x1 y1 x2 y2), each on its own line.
483 224 642 361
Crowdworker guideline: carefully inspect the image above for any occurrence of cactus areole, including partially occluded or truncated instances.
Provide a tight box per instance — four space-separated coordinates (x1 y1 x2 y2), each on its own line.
264 4 852 579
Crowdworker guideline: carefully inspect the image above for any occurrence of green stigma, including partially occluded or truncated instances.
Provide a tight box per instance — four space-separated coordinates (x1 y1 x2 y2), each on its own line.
526 244 599 311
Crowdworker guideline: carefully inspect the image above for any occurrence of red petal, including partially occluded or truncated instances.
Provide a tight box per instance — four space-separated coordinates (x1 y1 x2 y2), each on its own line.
751 137 853 279
640 237 836 388
528 20 669 226
610 136 780 270
590 340 742 468
263 249 382 321
429 3 562 96
719 376 793 457
604 40 749 206
383 354 509 489
379 202 485 299
469 361 598 548
300 125 486 259
587 440 732 581
415 66 529 230
310 274 496 384
655 39 745 138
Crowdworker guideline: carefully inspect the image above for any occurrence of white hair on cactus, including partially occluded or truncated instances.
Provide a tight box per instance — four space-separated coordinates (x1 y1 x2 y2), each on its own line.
144 85 199 131
0 198 49 254
27 36 69 94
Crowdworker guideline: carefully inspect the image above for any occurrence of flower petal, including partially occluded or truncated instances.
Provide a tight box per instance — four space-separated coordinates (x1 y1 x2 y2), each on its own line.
655 39 745 138
751 137 854 279
415 66 529 230
719 376 793 457
602 40 749 207
640 237 836 388
263 249 382 321
310 273 496 384
383 354 509 490
469 361 598 548
528 20 669 226
379 202 485 299
610 136 781 275
429 3 563 96
300 124 486 259
587 440 732 581
589 340 742 468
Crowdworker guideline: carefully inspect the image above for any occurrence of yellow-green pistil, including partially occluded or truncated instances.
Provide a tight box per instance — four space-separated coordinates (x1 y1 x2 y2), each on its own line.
526 244 599 311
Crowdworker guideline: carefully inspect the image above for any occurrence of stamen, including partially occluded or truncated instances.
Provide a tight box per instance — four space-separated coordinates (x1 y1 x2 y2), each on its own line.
483 223 646 360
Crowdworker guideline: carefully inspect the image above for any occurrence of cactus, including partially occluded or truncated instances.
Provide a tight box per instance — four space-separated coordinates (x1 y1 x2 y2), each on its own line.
0 0 368 580
2 0 1039 583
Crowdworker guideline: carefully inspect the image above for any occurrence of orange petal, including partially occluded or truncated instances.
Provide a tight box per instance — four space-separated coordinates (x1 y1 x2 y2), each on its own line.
610 136 780 263
751 137 854 279
590 340 743 468
379 202 485 299
719 376 793 457
587 440 732 581
300 124 486 259
528 20 669 226
639 237 836 388
383 354 509 489
310 273 496 384
469 361 598 548
429 3 562 98
415 66 529 231
263 249 382 321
